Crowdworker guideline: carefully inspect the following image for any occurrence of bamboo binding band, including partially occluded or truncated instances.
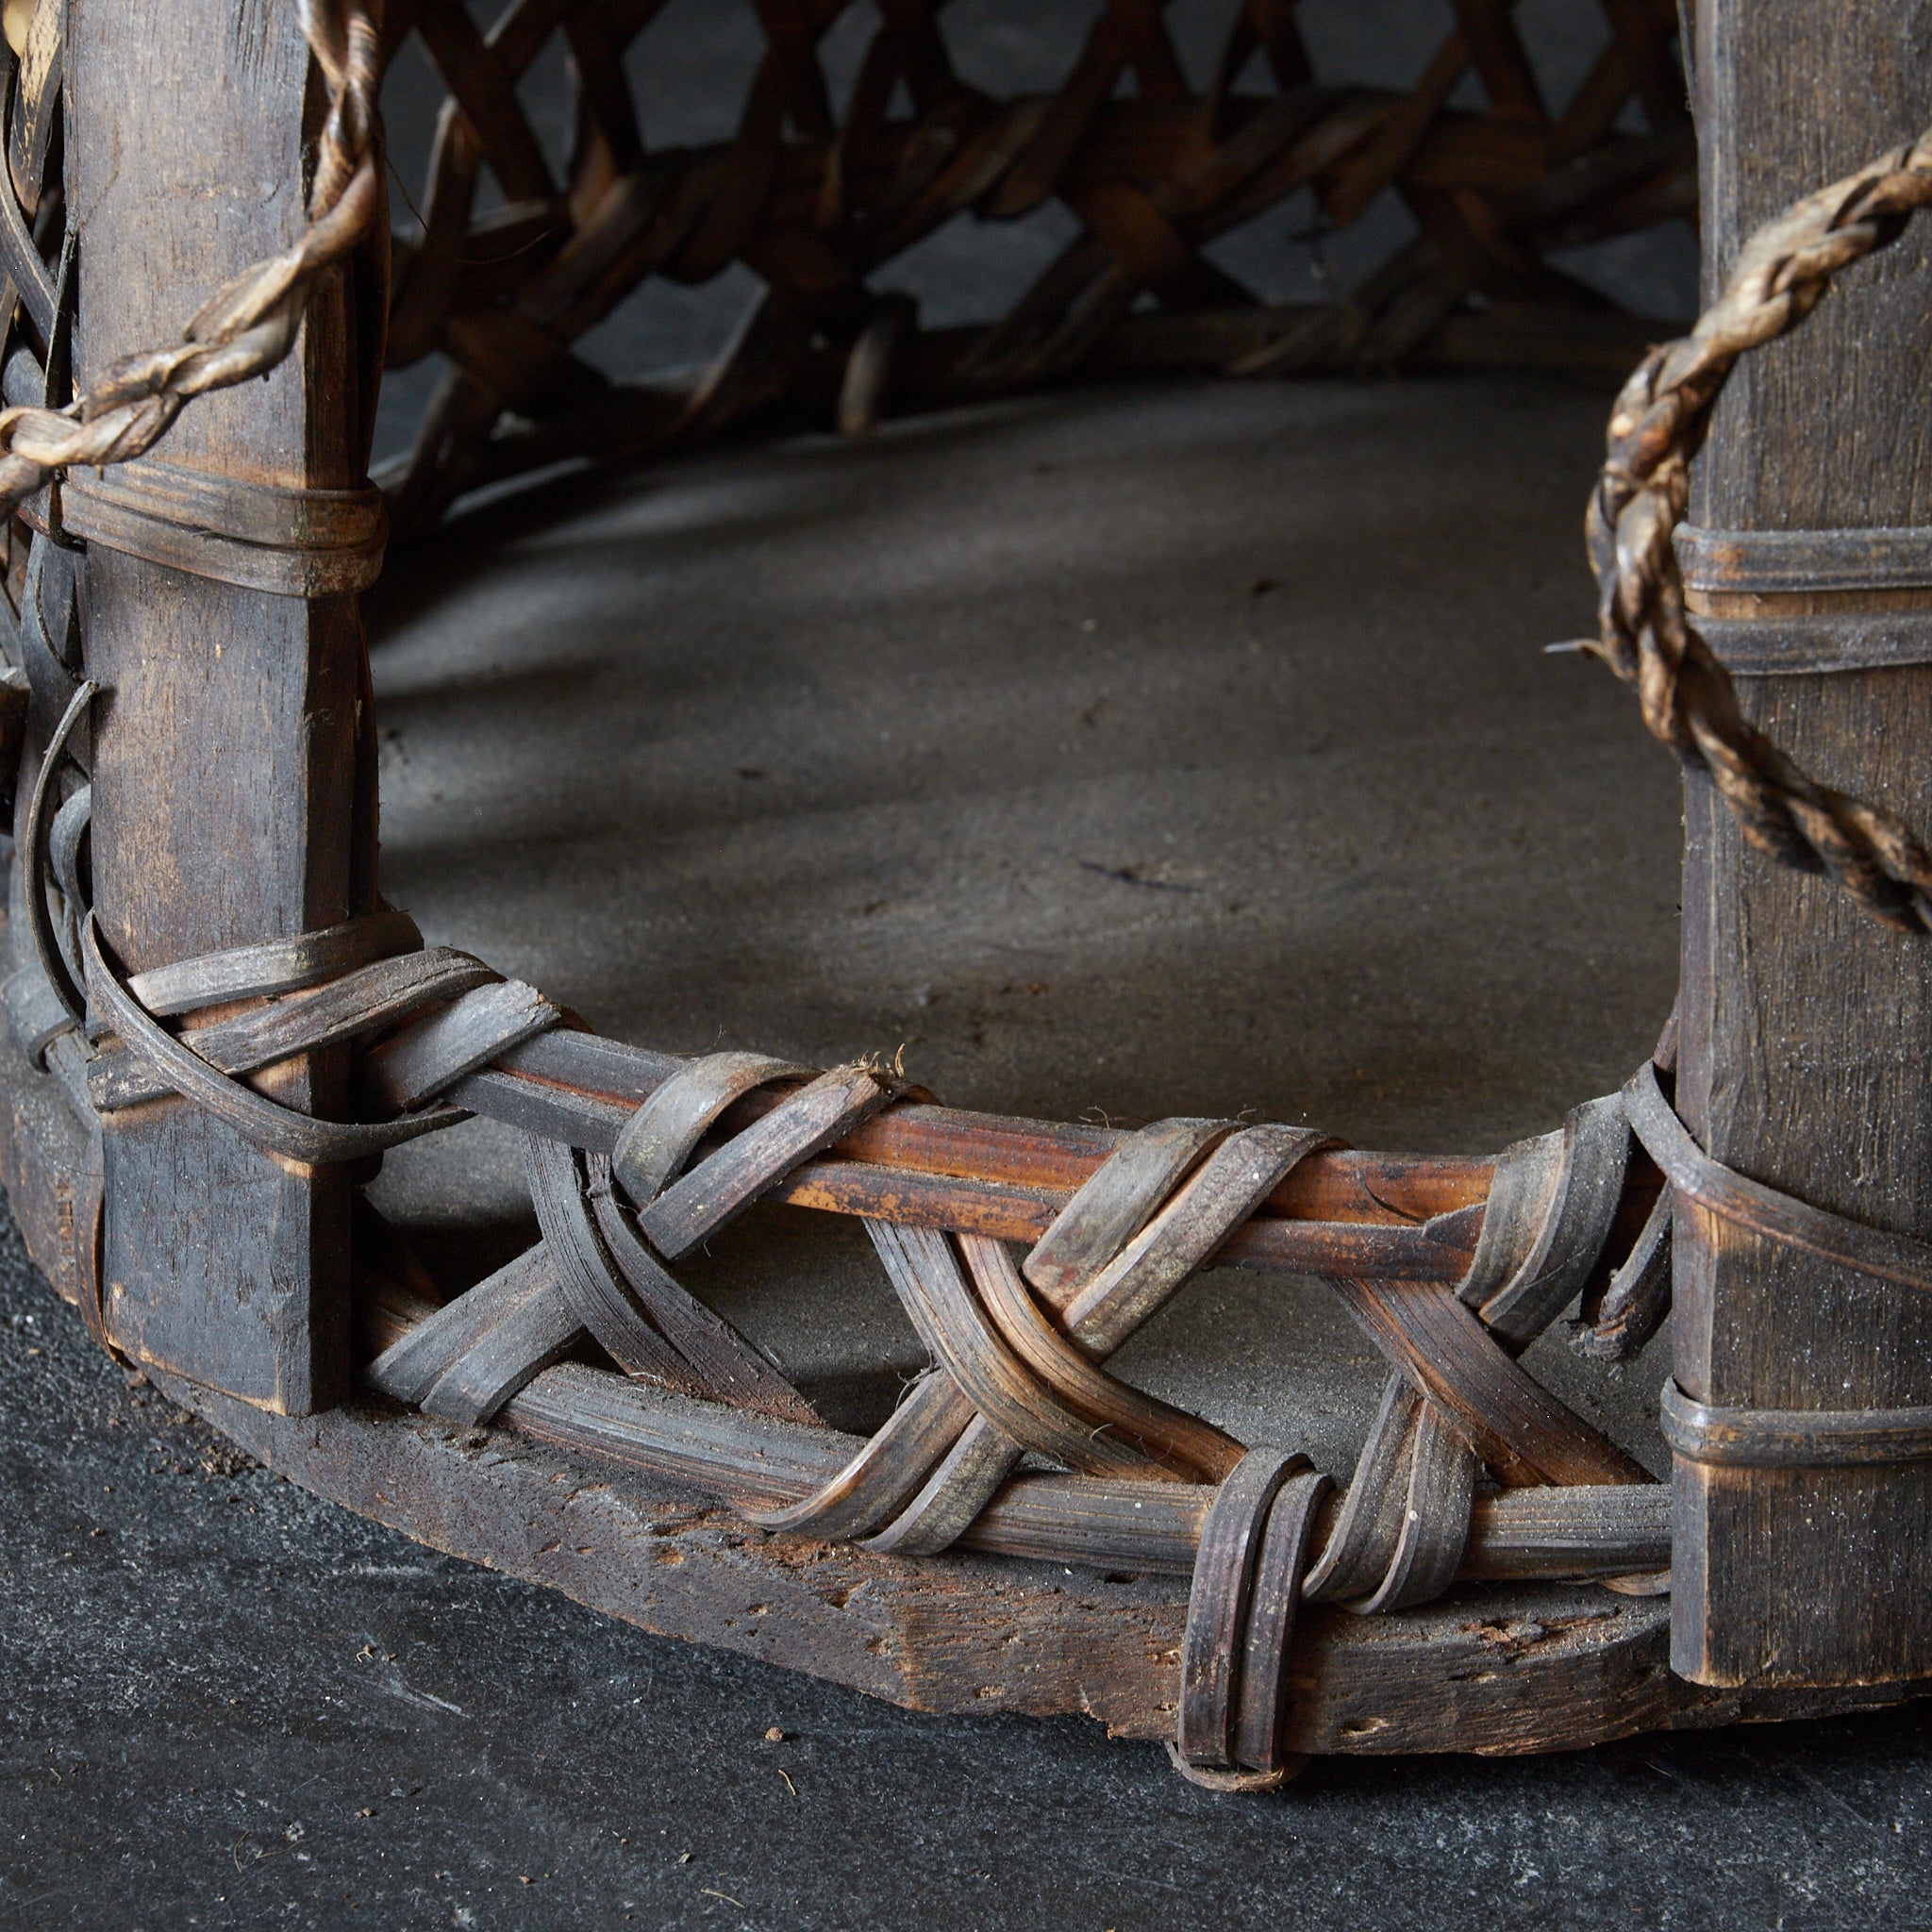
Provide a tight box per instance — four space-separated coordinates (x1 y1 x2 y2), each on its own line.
1691 615 1932 677
57 458 387 596
1623 1060 1932 1299
1661 1382 1932 1469
1630 1064 1932 1474
1676 525 1932 597
1674 525 1932 676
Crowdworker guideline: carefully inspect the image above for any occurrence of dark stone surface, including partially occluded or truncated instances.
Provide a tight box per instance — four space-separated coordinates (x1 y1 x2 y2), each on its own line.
3 1206 1930 1931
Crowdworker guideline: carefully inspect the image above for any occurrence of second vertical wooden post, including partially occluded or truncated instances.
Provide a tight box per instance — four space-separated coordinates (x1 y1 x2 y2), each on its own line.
1674 0 1932 1686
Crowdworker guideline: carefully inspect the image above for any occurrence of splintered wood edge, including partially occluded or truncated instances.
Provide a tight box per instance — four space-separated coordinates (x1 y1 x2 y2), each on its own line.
0 1017 1919 1758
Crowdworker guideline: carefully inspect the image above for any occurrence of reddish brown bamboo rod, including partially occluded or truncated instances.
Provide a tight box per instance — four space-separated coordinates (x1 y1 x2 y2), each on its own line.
450 1029 1514 1283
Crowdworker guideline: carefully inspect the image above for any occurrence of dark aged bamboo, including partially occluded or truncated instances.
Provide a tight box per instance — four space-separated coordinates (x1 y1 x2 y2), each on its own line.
370 0 1693 533
9 0 1932 1774
356 1271 1673 1584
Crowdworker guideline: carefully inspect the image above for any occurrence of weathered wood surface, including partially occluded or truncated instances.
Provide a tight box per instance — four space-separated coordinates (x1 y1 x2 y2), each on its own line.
142 1360 1926 1755
69 0 377 1412
0 971 84 1307
1674 1 1932 1686
157 1364 1702 1755
157 1368 1701 1756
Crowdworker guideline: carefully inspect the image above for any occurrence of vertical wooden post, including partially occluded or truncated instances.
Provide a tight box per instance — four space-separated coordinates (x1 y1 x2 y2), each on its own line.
1674 3 1932 1684
68 0 371 1412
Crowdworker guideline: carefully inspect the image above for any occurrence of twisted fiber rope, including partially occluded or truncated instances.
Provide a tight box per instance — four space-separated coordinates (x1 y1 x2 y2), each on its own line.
0 0 381 520
1587 128 1932 933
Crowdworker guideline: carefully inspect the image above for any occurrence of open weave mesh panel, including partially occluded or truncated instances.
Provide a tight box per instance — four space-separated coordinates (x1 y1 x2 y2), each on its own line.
375 0 1693 532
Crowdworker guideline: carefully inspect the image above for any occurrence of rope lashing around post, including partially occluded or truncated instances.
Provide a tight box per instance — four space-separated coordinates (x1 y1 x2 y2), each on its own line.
0 0 381 523
1587 128 1932 934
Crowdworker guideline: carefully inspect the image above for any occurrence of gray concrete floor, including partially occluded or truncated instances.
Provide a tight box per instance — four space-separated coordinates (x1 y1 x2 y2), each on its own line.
4 367 1930 1931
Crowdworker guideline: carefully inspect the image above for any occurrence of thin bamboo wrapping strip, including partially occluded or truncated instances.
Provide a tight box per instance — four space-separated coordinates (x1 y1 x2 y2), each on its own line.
432 1038 1659 1544
357 1273 1670 1581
